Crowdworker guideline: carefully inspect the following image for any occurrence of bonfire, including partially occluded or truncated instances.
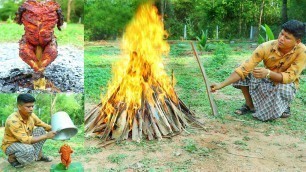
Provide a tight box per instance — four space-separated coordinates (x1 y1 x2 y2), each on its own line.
85 2 203 143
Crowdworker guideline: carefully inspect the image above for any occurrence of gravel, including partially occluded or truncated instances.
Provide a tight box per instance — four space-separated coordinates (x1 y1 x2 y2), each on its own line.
0 43 84 93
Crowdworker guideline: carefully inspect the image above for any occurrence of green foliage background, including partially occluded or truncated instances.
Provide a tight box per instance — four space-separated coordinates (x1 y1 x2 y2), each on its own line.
84 0 139 40
57 0 84 23
84 0 306 41
0 94 84 127
0 0 84 23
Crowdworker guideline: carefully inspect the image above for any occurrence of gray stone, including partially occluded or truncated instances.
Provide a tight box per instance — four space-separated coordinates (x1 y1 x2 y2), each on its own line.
1 85 16 93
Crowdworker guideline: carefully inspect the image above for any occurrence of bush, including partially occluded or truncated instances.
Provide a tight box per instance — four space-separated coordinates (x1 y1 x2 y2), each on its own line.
0 0 19 21
84 0 139 40
196 30 208 50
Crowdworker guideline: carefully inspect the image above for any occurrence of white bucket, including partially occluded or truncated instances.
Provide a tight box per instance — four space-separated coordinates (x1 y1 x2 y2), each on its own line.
51 111 78 140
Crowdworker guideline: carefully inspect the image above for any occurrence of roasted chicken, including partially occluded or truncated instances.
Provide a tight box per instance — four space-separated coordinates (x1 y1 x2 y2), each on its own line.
15 0 64 72
59 144 73 169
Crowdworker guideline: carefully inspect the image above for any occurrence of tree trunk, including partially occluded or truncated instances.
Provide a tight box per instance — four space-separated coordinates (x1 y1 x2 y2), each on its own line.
51 94 57 116
258 0 265 32
67 0 73 23
239 2 243 37
160 0 164 22
281 0 288 24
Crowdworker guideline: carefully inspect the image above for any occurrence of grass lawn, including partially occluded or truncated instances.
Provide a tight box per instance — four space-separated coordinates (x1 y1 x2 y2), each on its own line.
0 22 84 48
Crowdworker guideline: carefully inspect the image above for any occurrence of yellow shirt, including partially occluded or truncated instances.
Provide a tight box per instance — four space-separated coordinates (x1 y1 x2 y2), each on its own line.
235 40 306 87
1 111 51 153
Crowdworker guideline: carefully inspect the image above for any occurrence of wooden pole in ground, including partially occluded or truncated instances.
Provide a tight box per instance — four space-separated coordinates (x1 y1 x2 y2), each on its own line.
190 42 218 116
50 94 57 116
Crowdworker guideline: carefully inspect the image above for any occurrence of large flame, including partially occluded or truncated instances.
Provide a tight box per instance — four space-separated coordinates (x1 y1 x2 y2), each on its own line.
102 2 178 126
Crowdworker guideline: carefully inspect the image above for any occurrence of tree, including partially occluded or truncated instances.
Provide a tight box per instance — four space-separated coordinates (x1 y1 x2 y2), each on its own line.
67 0 73 23
0 0 19 21
84 0 139 40
258 0 265 32
281 0 287 24
57 0 84 23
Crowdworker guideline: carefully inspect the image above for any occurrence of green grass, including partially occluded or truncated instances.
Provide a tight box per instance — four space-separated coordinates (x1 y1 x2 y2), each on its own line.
182 138 212 157
84 41 306 139
0 23 84 48
84 46 116 103
107 153 127 164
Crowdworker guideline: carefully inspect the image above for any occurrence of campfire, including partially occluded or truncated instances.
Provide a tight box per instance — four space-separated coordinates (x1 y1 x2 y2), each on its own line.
85 2 203 142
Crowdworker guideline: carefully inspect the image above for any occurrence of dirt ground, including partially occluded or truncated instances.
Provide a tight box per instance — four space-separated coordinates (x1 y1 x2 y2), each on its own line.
1 116 306 172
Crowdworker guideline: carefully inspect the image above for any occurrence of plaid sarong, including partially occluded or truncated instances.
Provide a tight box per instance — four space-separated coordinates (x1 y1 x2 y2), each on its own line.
232 74 296 121
5 127 47 165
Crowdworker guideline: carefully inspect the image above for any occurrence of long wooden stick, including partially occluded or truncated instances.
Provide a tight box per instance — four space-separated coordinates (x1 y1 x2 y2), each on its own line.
50 93 57 116
190 42 218 116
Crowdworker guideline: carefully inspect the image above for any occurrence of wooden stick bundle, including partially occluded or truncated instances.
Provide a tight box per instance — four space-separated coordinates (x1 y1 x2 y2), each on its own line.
85 85 204 143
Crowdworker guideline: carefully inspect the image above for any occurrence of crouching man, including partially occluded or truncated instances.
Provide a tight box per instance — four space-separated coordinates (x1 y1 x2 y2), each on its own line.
211 20 306 121
1 93 56 168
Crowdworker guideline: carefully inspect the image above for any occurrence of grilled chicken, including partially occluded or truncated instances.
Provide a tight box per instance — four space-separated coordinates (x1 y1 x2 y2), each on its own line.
59 144 73 169
15 0 64 72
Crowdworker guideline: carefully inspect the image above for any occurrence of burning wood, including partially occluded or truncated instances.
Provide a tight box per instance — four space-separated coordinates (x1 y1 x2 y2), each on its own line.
85 2 203 142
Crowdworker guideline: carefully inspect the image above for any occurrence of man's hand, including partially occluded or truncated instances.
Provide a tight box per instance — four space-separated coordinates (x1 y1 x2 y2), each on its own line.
210 83 223 92
253 67 269 79
46 131 57 139
31 130 57 144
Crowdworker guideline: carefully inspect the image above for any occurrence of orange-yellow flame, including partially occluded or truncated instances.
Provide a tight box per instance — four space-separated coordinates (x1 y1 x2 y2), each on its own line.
103 2 177 125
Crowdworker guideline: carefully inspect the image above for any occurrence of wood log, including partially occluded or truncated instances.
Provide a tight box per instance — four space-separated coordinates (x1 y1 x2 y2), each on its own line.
93 124 106 133
170 101 189 127
147 103 169 136
132 113 140 142
160 98 178 127
87 84 121 130
144 113 154 140
101 106 121 141
162 99 180 132
137 110 143 140
178 99 205 127
119 110 130 141
85 102 102 122
147 103 162 140
112 110 127 139
165 99 182 131
153 93 173 134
